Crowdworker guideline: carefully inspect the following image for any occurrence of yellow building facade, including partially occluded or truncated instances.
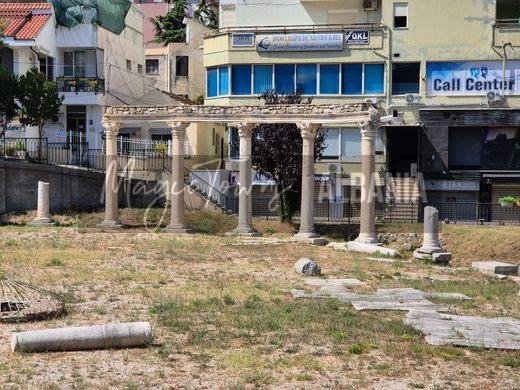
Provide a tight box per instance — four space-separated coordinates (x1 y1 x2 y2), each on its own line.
204 0 520 218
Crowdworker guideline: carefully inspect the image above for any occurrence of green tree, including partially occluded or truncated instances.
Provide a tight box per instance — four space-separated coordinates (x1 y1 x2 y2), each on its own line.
18 68 63 158
251 91 326 222
0 67 20 139
151 0 188 45
194 0 219 29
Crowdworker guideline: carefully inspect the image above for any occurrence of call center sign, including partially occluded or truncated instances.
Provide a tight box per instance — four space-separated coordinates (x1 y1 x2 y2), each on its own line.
426 61 520 96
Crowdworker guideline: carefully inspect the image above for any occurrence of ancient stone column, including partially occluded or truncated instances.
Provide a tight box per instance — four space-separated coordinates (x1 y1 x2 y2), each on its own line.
98 119 122 229
293 122 326 245
228 122 260 236
29 181 54 227
416 206 443 254
165 121 191 233
355 107 380 244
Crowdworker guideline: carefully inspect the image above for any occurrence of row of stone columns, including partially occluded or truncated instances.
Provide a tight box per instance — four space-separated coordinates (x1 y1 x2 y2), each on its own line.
99 117 379 245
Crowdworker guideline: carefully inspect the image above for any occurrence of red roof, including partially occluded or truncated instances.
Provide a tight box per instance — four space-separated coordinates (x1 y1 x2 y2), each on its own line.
0 3 52 41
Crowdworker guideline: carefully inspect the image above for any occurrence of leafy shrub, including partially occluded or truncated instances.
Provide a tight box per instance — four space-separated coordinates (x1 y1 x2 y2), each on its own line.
499 196 518 204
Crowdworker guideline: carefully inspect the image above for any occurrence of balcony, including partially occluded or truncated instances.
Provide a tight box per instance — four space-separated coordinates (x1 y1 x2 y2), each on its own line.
57 77 105 94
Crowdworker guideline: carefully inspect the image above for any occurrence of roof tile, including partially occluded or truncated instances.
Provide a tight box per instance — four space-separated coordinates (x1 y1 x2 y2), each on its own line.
0 3 52 41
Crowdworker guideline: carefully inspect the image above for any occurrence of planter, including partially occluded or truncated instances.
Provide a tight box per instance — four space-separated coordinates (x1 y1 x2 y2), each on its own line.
500 202 514 208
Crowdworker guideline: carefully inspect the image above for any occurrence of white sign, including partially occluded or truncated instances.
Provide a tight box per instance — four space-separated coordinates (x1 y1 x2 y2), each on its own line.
256 33 344 52
424 180 480 192
232 33 255 47
345 30 370 45
426 61 520 96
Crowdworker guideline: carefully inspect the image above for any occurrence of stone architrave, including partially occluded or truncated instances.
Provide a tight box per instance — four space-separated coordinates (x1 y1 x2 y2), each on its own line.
29 181 55 227
98 119 122 229
293 122 327 245
164 121 191 233
414 206 452 263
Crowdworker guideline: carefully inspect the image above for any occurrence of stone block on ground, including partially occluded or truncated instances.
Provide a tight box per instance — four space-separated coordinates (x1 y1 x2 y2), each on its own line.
432 252 452 265
471 261 519 276
294 258 321 276
345 241 400 257
424 292 472 300
404 311 520 350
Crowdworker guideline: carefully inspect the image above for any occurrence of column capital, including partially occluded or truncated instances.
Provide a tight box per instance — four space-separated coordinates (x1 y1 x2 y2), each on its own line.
231 122 256 138
102 118 122 138
359 106 381 138
296 122 320 139
359 120 376 138
167 121 189 138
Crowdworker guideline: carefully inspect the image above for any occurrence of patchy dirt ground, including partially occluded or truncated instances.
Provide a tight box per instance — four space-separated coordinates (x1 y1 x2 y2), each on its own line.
0 213 519 389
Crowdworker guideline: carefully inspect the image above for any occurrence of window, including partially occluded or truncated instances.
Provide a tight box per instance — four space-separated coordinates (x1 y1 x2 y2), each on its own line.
392 62 420 95
253 65 273 94
341 128 361 158
296 64 317 95
322 128 340 159
393 3 408 28
231 65 252 95
126 60 132 71
39 56 54 81
137 64 143 74
146 59 159 74
497 0 520 20
342 64 362 95
320 64 340 94
207 66 230 97
274 64 295 94
364 64 384 94
218 66 229 95
63 51 86 77
207 67 218 97
176 55 188 77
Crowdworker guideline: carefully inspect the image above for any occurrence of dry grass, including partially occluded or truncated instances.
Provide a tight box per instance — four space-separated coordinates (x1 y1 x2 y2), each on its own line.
0 209 518 388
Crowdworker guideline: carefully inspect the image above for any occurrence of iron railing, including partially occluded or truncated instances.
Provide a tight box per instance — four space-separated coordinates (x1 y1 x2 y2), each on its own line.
56 77 105 94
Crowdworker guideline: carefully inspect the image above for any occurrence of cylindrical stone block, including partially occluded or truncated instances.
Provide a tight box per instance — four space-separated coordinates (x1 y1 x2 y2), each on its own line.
36 181 50 220
11 322 153 353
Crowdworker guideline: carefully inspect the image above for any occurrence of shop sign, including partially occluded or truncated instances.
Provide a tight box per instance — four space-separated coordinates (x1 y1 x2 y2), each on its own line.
426 61 520 96
231 33 255 47
345 30 370 45
256 33 344 52
424 180 480 192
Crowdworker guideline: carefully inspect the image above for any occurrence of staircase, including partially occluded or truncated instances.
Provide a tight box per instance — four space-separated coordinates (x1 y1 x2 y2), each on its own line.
384 175 421 222
386 176 421 203
163 167 237 214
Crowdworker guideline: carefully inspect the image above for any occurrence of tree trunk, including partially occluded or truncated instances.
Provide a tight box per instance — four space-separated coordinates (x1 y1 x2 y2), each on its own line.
38 123 43 162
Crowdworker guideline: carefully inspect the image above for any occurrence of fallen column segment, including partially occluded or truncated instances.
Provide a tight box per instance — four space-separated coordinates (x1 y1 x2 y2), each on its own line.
11 322 153 353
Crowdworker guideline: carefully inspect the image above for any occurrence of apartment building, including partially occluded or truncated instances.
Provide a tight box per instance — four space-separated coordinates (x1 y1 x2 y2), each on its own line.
204 0 520 217
0 1 145 147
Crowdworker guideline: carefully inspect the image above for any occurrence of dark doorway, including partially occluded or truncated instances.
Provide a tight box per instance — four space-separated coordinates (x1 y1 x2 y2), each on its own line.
66 106 86 134
386 126 419 175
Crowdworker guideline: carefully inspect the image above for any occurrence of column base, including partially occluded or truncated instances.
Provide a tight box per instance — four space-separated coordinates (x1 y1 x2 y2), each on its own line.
354 233 380 245
292 232 328 246
226 226 262 237
163 224 192 233
28 218 55 227
97 220 122 229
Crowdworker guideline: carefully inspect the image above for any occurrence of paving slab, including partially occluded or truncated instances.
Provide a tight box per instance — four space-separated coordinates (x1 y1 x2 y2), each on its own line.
472 261 519 276
405 311 520 350
292 287 448 312
304 278 366 287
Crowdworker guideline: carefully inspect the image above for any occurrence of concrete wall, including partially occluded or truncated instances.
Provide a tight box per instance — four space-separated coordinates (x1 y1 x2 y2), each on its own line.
0 161 106 213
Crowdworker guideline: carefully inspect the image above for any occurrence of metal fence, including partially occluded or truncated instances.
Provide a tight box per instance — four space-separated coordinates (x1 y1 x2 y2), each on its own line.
0 136 191 173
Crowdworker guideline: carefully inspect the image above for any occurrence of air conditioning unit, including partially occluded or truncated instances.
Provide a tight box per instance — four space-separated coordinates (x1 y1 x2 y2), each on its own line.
486 91 505 104
405 93 420 105
328 163 342 175
363 0 378 11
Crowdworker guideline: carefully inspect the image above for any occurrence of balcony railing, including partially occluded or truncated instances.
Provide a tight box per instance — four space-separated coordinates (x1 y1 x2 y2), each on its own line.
56 77 105 94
